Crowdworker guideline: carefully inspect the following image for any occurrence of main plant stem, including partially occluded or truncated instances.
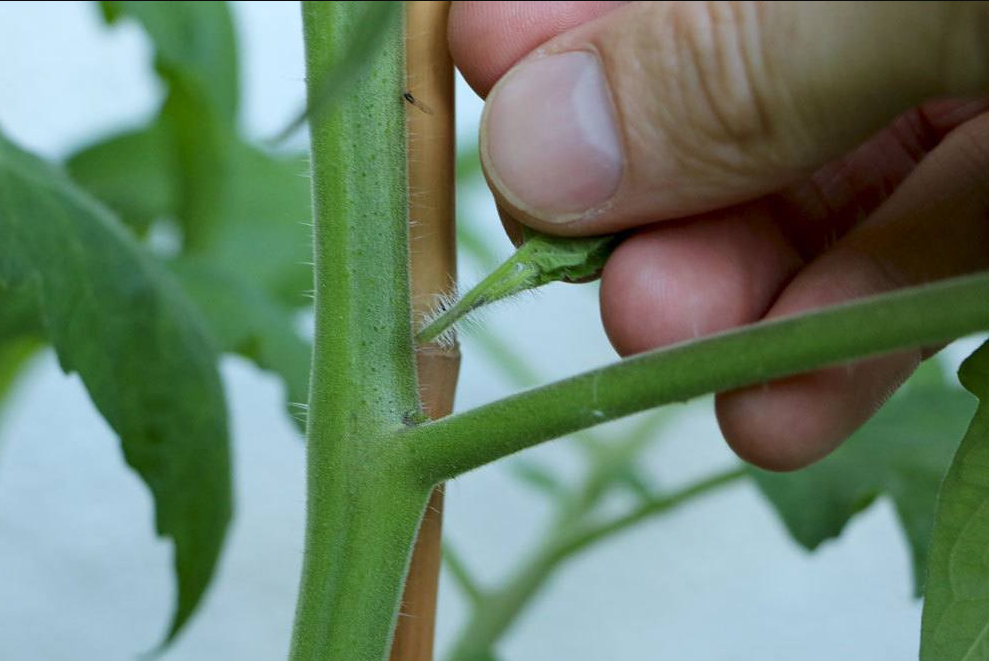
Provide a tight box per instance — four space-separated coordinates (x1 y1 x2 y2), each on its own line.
290 4 429 660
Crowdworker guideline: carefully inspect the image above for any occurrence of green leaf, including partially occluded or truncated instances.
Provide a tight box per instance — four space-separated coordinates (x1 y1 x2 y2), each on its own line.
0 131 231 642
172 259 311 427
65 121 176 235
100 0 240 250
0 335 40 425
921 342 989 660
456 140 483 184
100 0 239 119
192 141 313 305
751 376 975 595
68 122 313 307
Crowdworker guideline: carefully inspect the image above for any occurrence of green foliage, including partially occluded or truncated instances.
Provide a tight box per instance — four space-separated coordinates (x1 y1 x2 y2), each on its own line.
66 121 176 235
752 370 976 595
0 131 231 642
68 1 314 417
101 1 238 119
3 3 989 658
100 1 239 251
172 259 311 418
0 0 316 645
921 342 989 660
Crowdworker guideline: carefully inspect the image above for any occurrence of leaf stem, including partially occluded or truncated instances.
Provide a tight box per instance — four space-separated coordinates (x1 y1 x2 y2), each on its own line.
405 271 989 482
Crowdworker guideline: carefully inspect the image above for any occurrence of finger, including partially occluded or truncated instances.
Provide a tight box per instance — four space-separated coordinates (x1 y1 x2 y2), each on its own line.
448 1 627 97
600 98 988 354
774 98 989 257
716 110 989 472
478 1 989 233
600 208 802 355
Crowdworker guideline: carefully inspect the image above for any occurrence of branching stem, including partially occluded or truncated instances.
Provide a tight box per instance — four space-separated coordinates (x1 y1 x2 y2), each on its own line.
404 272 989 483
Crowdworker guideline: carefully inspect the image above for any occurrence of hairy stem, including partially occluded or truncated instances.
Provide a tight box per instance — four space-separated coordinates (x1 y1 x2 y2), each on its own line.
416 240 540 344
289 4 424 661
404 271 989 482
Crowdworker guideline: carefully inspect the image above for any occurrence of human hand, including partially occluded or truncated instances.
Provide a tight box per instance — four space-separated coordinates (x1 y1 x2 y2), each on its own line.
449 1 989 470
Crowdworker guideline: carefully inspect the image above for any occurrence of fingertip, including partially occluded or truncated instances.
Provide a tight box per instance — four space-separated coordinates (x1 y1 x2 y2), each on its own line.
600 212 801 356
715 374 855 472
716 351 918 472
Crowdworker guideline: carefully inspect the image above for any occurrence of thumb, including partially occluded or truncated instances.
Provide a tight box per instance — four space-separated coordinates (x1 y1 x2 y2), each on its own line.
479 1 989 234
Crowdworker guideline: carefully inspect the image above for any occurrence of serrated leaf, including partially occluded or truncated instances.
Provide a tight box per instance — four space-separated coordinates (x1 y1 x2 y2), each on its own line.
751 375 975 595
172 259 311 428
0 131 231 643
921 342 989 660
68 122 312 307
100 0 238 120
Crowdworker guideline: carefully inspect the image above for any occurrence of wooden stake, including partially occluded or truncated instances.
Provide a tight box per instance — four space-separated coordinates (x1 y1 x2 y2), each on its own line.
391 3 457 660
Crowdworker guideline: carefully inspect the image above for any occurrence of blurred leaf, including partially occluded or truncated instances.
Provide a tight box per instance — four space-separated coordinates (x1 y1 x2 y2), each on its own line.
441 543 483 605
66 121 176 234
468 326 541 388
172 259 311 427
73 1 313 414
456 140 483 183
194 141 312 305
752 378 975 595
278 0 401 140
100 0 239 250
68 128 314 419
921 342 989 660
509 459 568 500
0 131 231 642
69 122 312 306
100 0 238 119
614 466 656 501
0 336 40 424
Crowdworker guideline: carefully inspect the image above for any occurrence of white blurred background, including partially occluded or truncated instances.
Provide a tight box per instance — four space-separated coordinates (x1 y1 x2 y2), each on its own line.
0 2 952 659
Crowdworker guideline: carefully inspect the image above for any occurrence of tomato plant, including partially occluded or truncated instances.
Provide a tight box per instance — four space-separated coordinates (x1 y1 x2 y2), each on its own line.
2 2 989 661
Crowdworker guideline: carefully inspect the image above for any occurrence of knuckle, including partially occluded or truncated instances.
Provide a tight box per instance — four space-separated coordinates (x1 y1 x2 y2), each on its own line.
631 0 803 184
666 2 776 149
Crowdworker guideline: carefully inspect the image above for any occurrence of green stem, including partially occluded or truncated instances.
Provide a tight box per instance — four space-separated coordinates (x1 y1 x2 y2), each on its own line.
444 468 745 661
289 4 424 661
416 241 540 344
405 271 989 482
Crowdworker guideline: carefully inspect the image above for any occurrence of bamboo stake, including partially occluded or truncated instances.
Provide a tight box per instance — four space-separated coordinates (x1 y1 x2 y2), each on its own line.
391 3 457 660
